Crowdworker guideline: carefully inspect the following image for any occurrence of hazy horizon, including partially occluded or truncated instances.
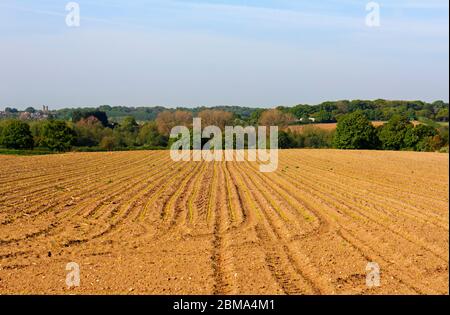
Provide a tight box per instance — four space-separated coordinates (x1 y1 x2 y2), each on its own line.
1 0 448 110
4 98 450 112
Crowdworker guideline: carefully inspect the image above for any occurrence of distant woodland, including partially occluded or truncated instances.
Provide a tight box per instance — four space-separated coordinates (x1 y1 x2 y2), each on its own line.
0 99 448 154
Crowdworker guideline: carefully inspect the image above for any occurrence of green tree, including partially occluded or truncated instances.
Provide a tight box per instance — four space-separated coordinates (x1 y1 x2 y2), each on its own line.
73 116 107 147
404 124 437 150
100 136 119 151
40 120 75 152
378 115 413 150
301 126 335 148
313 110 334 123
416 135 443 152
138 121 168 147
116 116 139 147
278 131 294 149
120 116 139 133
290 104 314 119
438 126 449 147
436 108 449 122
415 109 433 119
249 109 265 125
0 120 34 149
333 111 378 149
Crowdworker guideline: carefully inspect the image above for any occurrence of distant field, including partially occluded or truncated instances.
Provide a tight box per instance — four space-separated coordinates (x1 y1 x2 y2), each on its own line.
288 121 424 133
288 123 339 132
0 150 448 294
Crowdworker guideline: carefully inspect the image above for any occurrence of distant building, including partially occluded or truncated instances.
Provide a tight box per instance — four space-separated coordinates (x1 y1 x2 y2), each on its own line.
19 112 32 120
16 107 50 121
299 117 316 123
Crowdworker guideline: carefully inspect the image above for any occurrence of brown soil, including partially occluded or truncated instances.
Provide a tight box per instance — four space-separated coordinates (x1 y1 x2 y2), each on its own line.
288 121 420 133
0 150 448 294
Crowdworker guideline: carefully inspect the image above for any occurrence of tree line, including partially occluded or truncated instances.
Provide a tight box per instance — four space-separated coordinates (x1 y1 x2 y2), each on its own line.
4 99 447 124
60 100 448 123
280 99 449 123
277 111 448 152
0 107 448 153
334 112 448 152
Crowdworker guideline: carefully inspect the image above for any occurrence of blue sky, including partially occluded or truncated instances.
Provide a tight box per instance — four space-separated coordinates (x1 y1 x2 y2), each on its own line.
0 0 448 109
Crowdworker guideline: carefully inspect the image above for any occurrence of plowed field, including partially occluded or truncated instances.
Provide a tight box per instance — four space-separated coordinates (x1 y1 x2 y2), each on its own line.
0 150 448 294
